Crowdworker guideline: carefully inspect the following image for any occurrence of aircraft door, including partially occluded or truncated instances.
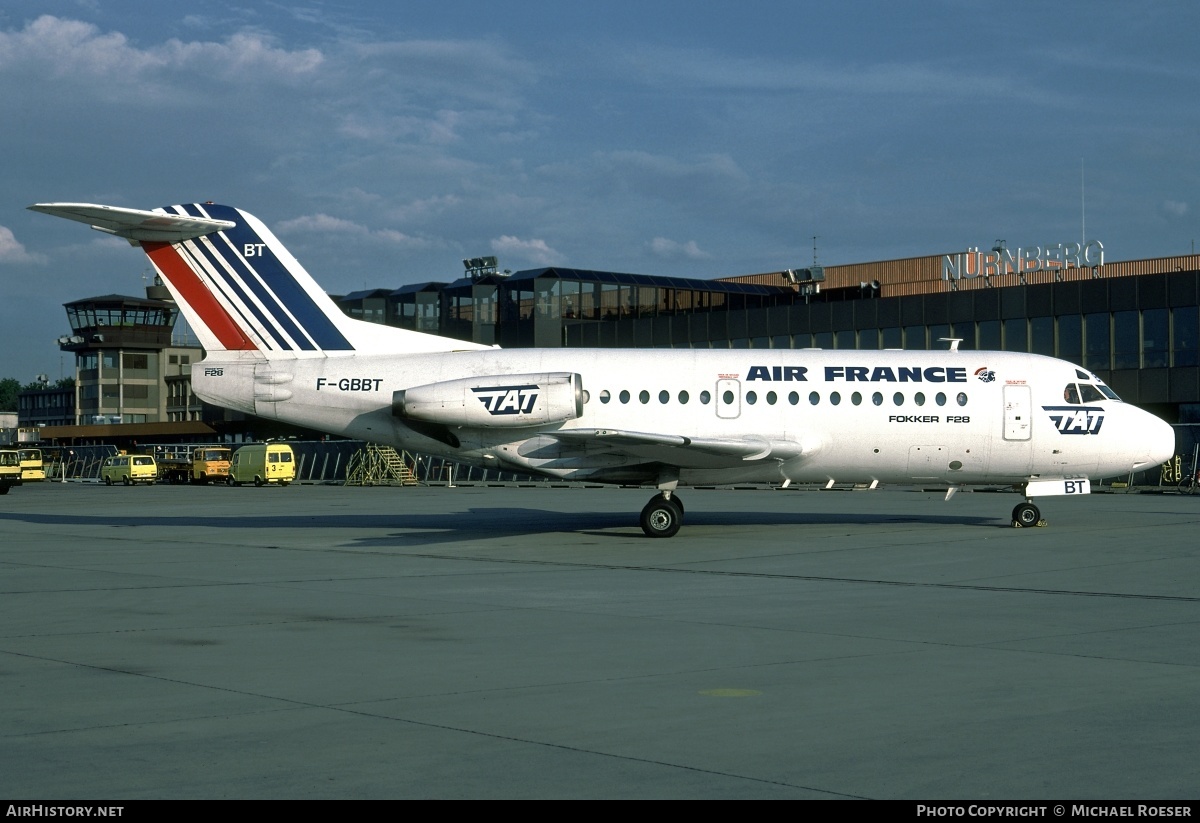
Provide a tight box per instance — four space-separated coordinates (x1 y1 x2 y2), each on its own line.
998 384 1034 476
716 379 741 419
1003 385 1032 441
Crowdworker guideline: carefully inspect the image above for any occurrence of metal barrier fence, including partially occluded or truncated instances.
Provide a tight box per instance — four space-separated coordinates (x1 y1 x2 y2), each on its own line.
291 441 362 483
413 454 546 485
280 442 545 485
46 444 120 481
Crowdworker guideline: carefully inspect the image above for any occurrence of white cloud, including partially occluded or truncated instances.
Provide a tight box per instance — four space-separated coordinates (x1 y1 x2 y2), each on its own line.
385 194 462 222
0 12 540 190
491 235 565 267
0 15 323 80
599 150 747 185
648 237 711 260
376 229 442 250
277 213 369 235
0 226 45 264
347 38 536 96
338 110 471 145
619 45 1038 103
277 213 443 250
1162 200 1189 218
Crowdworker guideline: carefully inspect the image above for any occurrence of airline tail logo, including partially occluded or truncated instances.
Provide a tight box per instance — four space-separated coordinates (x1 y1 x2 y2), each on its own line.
146 203 353 353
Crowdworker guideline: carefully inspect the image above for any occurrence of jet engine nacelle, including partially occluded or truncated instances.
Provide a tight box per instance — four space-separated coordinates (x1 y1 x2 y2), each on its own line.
393 372 584 428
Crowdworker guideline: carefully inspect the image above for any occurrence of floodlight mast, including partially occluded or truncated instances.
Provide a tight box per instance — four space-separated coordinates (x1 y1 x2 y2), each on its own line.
463 256 500 280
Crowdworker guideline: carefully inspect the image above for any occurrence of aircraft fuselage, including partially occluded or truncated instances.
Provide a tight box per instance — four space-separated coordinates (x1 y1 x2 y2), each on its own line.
195 347 1166 489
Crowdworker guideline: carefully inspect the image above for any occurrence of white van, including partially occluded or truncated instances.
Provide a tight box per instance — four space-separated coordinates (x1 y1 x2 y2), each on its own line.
228 443 295 487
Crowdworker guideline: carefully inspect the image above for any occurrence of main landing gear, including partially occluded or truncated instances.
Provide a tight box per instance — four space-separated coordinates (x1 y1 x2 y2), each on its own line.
1011 501 1047 528
640 492 684 538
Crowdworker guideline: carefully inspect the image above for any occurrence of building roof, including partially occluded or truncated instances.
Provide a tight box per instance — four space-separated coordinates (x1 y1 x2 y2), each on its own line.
390 281 446 296
339 288 393 301
63 294 175 309
37 421 217 442
504 266 793 295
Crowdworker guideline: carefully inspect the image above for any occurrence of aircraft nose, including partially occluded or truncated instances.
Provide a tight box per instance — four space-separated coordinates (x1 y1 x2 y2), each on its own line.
1133 414 1176 469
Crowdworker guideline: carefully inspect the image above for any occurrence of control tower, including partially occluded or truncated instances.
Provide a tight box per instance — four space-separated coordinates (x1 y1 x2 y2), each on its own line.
56 285 201 425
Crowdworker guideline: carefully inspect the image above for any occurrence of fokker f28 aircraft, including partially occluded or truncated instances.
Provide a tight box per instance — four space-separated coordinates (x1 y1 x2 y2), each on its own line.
31 202 1176 537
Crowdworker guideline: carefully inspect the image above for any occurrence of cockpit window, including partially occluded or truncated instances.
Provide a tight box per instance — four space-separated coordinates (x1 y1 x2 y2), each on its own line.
1064 381 1120 403
1084 371 1122 401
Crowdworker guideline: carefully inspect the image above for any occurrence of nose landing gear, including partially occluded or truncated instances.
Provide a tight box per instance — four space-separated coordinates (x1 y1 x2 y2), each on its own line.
1012 501 1046 528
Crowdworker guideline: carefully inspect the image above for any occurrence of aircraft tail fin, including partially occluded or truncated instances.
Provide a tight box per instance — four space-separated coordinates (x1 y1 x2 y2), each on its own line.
28 202 487 357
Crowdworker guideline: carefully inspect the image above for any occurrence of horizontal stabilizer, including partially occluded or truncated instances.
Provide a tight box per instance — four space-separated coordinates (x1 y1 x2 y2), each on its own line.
31 200 490 356
27 203 235 242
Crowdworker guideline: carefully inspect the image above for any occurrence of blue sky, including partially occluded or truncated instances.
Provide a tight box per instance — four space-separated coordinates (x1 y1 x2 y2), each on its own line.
2 1 1198 383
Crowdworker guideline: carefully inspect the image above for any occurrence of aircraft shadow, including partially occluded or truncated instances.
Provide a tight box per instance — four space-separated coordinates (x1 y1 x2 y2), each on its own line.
0 508 1001 548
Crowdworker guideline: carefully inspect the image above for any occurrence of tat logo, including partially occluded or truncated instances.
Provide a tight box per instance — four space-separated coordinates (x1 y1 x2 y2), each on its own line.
472 384 540 415
1043 405 1105 435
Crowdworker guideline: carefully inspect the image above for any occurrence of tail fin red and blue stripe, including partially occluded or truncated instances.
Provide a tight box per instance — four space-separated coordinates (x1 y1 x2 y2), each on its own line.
146 203 356 354
29 202 486 356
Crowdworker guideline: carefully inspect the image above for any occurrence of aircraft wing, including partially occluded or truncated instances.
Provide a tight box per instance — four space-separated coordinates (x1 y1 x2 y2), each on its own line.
27 203 234 242
550 427 804 467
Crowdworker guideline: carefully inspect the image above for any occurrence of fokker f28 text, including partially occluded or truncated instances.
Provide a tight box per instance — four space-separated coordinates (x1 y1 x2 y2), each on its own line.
30 202 1175 537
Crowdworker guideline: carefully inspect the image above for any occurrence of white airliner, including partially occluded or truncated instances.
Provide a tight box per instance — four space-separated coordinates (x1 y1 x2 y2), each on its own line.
31 202 1176 537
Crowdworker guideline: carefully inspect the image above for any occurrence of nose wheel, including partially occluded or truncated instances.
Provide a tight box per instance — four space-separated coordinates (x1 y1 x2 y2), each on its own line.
640 493 683 538
1011 501 1046 528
